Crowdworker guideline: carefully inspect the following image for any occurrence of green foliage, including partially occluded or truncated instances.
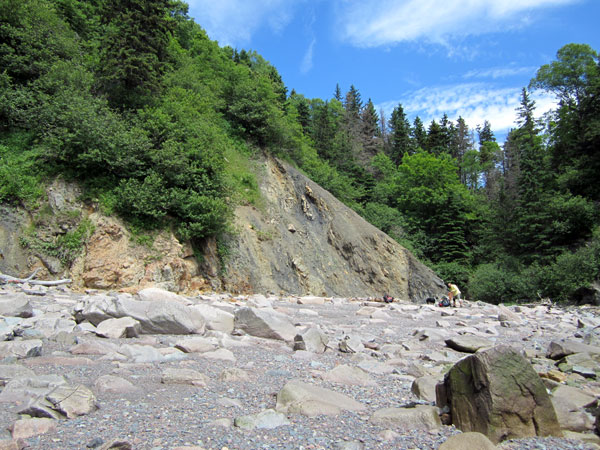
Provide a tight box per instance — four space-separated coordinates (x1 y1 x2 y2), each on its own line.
20 218 94 266
0 134 44 207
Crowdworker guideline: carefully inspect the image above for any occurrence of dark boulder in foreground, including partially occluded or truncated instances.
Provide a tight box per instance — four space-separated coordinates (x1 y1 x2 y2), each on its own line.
437 345 562 444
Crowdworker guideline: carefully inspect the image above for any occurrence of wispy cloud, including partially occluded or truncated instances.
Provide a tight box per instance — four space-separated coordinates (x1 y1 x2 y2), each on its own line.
377 83 557 135
301 38 317 74
336 0 581 48
463 66 538 80
186 0 301 47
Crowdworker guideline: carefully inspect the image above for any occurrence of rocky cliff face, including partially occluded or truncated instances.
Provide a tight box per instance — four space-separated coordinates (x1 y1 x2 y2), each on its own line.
0 158 445 301
216 157 445 300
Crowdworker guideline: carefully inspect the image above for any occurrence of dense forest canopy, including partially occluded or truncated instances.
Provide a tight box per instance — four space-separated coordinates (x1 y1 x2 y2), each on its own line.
1 0 599 303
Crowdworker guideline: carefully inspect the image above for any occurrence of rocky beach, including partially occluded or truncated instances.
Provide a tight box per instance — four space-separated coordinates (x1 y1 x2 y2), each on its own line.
1 284 600 450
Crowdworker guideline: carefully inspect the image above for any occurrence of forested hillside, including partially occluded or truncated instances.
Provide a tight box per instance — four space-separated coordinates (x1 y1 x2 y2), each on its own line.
1 0 599 303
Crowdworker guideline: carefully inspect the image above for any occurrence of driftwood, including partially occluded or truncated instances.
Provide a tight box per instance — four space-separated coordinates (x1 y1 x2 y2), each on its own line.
0 269 71 286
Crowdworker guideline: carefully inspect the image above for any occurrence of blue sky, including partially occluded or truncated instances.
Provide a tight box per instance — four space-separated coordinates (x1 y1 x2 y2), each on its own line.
185 0 600 141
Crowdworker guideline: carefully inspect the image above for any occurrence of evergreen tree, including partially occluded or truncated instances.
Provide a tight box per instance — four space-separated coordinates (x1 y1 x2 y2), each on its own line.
97 0 176 110
360 98 381 158
334 83 342 101
387 103 413 164
412 116 427 150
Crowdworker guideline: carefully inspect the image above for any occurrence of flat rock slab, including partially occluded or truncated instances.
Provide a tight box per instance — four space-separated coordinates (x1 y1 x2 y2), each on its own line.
445 336 494 353
370 405 441 430
275 380 366 417
234 409 291 430
94 375 142 394
547 339 600 360
322 364 376 386
10 417 57 439
161 368 208 387
0 340 42 359
46 384 97 418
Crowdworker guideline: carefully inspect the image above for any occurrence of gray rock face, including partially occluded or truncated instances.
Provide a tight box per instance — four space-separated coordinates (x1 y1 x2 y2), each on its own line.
219 156 445 300
95 317 141 339
293 327 328 353
78 294 205 335
438 345 562 444
234 307 296 342
0 340 43 359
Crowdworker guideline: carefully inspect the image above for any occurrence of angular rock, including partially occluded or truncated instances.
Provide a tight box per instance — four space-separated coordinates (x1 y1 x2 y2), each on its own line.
137 287 185 304
297 296 326 305
0 364 35 387
438 345 562 444
338 335 364 353
370 405 441 430
547 339 600 360
445 336 494 353
190 304 234 333
46 384 97 418
438 432 498 450
95 317 141 339
117 344 186 363
234 307 296 341
275 379 366 417
234 409 290 430
0 374 67 404
94 375 142 394
10 418 56 439
70 341 118 356
0 294 32 318
0 439 22 450
411 377 439 402
200 348 235 362
174 337 218 354
218 368 249 382
161 368 208 387
551 385 597 432
0 340 42 359
293 327 329 354
322 364 376 386
78 294 205 335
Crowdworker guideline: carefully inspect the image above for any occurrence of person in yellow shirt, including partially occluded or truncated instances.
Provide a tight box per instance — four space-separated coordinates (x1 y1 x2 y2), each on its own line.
447 283 461 307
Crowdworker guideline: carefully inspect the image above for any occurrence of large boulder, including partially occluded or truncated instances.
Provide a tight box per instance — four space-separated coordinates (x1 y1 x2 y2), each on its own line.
77 294 205 335
437 345 562 444
0 294 33 318
234 307 296 341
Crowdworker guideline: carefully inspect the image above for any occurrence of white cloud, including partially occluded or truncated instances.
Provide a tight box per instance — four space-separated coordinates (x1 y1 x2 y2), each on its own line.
301 38 317 74
336 0 581 48
463 66 538 80
377 83 557 136
186 0 300 47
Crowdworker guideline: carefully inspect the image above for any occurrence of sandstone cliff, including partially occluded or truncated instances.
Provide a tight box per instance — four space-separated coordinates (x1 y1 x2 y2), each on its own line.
0 157 445 301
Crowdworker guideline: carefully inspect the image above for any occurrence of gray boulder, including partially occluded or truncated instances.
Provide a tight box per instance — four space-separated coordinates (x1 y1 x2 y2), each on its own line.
78 294 205 335
95 317 141 339
234 409 290 430
293 327 329 353
551 385 597 432
438 345 562 443
234 307 296 341
0 340 42 359
0 294 32 318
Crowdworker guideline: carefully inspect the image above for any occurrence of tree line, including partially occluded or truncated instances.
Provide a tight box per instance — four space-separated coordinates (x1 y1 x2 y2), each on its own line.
1 0 598 303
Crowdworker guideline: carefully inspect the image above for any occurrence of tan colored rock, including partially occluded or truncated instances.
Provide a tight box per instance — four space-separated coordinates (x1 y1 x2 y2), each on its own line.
322 364 376 386
0 340 42 359
275 379 366 417
438 432 497 450
370 405 441 430
174 337 218 354
46 384 97 418
551 385 597 432
10 418 57 440
161 368 208 387
94 375 142 394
